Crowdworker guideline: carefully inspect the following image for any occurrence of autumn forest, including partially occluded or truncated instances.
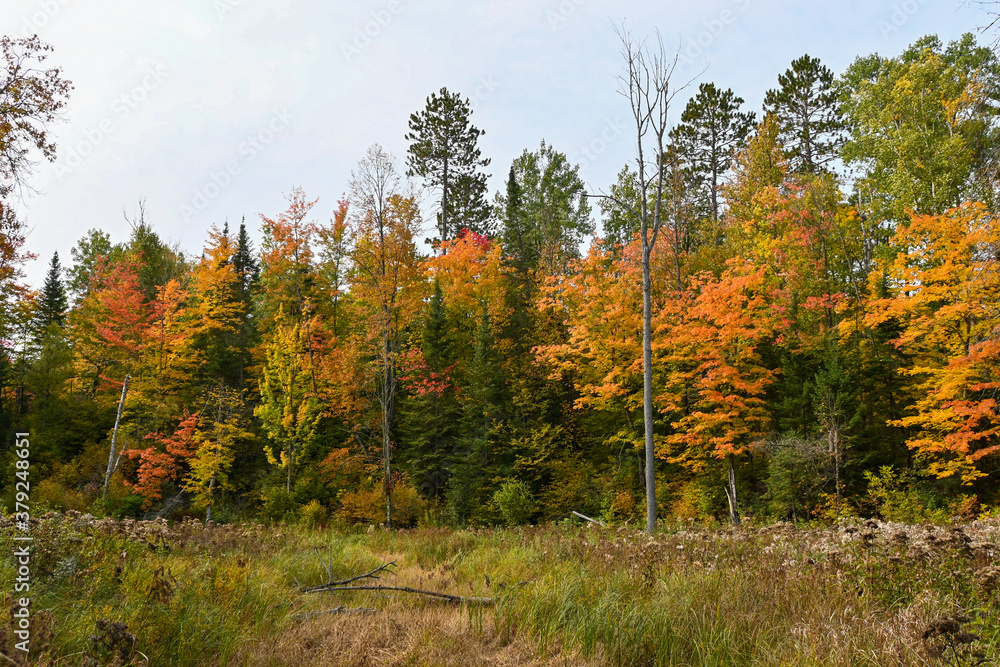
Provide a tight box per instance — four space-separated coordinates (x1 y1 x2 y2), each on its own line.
4 29 1000 534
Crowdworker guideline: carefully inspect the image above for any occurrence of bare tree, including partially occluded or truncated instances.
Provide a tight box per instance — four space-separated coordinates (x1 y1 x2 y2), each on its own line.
971 1 1000 45
617 28 685 535
349 145 422 529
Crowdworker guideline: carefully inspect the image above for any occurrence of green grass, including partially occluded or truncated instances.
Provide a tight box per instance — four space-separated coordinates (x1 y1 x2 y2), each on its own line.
0 514 997 665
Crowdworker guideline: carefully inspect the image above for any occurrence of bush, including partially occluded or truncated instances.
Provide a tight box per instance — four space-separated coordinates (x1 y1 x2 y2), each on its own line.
116 494 146 519
34 477 88 512
337 478 426 527
299 499 327 527
492 479 537 526
865 466 948 523
259 486 298 522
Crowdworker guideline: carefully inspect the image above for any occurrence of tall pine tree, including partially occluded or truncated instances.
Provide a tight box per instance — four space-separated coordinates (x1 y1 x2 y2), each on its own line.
762 54 845 174
670 83 756 226
32 251 68 339
405 87 492 242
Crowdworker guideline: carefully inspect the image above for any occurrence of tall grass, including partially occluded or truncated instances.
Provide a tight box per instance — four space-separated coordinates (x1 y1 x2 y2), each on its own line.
0 514 996 665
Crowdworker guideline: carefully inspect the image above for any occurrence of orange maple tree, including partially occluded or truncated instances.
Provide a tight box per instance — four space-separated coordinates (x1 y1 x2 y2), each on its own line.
124 411 199 508
866 202 1000 482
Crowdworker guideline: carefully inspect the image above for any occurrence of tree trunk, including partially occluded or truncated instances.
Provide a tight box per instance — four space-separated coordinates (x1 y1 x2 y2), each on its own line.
441 155 449 244
642 243 656 535
206 473 216 523
383 320 393 529
103 374 131 494
725 454 740 526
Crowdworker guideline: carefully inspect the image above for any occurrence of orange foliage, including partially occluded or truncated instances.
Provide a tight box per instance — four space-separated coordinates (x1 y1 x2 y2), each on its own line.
660 260 779 467
866 202 1000 482
124 411 199 508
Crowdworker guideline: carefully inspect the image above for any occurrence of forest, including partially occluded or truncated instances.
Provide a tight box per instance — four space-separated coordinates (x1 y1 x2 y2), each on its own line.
3 28 1000 533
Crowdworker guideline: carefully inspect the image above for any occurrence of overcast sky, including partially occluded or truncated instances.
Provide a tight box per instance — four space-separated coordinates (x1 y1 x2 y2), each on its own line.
2 0 991 289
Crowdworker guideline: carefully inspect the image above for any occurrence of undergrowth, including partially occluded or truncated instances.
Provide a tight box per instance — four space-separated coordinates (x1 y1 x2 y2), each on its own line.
0 513 996 665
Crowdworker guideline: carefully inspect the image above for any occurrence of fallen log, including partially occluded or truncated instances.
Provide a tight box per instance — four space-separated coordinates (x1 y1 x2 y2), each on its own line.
572 511 606 527
305 584 493 605
302 561 396 593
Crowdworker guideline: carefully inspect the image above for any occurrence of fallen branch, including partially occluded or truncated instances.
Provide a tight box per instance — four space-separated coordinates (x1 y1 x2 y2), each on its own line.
572 511 606 527
302 561 396 593
306 584 493 605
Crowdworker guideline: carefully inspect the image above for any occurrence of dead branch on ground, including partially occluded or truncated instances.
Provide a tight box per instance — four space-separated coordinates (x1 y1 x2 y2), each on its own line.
302 561 397 593
305 584 493 605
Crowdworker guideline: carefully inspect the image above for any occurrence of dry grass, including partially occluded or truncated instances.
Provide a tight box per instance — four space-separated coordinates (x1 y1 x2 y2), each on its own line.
245 606 600 666
0 513 997 666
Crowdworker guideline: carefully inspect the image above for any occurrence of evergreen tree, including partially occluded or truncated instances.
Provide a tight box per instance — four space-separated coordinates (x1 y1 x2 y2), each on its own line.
33 251 68 337
405 87 492 242
763 54 845 174
399 279 461 499
448 305 505 523
232 219 260 389
494 140 592 276
125 203 186 303
670 83 756 226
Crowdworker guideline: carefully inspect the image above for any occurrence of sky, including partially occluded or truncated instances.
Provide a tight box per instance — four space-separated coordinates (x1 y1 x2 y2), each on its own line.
2 0 992 289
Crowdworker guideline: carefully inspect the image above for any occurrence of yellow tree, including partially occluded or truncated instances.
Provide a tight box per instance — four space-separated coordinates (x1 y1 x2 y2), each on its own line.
189 225 246 387
186 384 251 521
536 239 645 431
348 144 425 528
866 202 1000 483
255 317 323 494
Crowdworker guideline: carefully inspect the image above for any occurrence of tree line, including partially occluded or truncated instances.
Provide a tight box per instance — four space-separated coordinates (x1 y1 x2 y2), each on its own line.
2 31 1000 526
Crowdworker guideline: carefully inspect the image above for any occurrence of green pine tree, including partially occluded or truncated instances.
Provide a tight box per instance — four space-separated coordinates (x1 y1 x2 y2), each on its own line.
763 54 845 174
32 251 68 340
405 87 492 242
670 83 756 226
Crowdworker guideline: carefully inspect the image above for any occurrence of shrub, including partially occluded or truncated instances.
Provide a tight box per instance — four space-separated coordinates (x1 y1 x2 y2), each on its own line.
492 478 537 526
865 466 948 523
299 499 327 527
337 478 426 527
259 486 298 521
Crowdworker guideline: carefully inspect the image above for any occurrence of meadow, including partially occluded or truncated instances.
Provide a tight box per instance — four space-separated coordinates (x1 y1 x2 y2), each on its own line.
0 513 997 666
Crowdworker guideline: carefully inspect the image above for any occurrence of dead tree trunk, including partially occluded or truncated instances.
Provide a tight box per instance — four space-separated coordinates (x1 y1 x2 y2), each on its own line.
103 374 131 495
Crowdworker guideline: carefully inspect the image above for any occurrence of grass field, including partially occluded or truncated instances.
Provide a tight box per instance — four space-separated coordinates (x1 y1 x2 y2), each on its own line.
0 513 997 666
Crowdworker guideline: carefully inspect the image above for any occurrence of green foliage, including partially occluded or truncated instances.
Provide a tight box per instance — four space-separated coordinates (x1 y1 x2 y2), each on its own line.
299 499 327 527
492 478 538 526
764 436 831 522
839 33 1000 222
495 140 593 274
405 86 492 240
31 251 68 340
67 228 116 302
670 82 756 224
864 466 948 523
763 54 845 173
